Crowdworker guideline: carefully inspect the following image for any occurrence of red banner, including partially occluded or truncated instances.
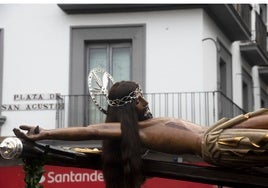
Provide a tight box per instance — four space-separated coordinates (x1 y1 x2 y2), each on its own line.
0 165 215 188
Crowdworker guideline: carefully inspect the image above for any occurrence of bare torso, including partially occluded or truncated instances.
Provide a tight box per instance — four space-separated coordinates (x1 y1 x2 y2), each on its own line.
137 113 268 156
138 118 206 156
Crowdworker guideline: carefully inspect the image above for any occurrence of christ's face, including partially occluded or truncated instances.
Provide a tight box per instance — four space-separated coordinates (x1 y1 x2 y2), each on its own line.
135 93 153 120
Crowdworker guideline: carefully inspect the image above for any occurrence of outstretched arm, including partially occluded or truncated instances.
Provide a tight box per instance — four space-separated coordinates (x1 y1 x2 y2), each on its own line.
13 123 122 141
13 118 204 156
13 118 165 141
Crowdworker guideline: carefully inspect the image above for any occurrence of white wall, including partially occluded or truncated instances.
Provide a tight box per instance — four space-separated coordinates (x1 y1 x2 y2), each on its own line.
146 9 204 93
0 5 70 135
202 10 232 92
0 4 231 135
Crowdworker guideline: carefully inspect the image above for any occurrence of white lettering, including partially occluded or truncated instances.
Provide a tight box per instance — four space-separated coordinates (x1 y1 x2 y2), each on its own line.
46 170 104 184
90 170 98 181
98 172 104 181
75 172 82 182
70 171 75 182
55 173 62 183
62 173 70 182
83 173 90 182
47 172 55 183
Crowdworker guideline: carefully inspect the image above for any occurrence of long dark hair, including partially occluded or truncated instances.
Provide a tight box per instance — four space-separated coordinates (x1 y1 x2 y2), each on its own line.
102 81 144 188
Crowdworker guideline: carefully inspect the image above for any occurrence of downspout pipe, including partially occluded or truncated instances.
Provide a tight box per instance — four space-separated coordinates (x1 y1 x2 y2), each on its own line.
202 37 220 122
252 65 261 110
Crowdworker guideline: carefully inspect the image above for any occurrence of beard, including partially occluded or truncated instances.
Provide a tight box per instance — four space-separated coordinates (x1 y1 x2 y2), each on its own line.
138 106 153 120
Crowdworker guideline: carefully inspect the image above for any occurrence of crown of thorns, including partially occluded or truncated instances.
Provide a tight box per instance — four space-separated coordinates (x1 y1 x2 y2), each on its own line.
107 86 143 107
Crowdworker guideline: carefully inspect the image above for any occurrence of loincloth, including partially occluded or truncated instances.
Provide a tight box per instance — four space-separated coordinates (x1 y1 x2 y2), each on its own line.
201 108 268 167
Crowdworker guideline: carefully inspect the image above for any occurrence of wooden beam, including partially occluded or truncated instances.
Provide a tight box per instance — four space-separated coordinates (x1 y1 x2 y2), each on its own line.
19 141 268 188
143 159 268 188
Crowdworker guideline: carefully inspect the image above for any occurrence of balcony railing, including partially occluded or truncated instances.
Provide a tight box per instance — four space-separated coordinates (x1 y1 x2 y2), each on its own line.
233 4 252 29
56 91 245 128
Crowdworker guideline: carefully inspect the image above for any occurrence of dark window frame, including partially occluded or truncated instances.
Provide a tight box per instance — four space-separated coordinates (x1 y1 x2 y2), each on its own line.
242 69 253 112
86 41 132 124
216 39 233 118
217 40 233 99
260 86 268 108
68 25 146 126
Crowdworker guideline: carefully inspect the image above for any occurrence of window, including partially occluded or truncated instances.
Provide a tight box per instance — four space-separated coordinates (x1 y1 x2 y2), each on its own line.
218 41 232 99
261 88 268 108
86 42 132 124
217 41 232 118
219 59 227 95
243 81 249 111
69 25 145 126
242 69 253 112
87 42 132 81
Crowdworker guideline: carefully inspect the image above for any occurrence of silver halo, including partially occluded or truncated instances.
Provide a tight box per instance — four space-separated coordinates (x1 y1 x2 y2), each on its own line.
88 67 115 114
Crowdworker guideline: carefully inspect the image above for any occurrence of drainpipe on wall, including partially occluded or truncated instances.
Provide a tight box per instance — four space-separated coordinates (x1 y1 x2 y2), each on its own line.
202 37 220 121
252 65 261 110
251 4 257 42
232 41 243 108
